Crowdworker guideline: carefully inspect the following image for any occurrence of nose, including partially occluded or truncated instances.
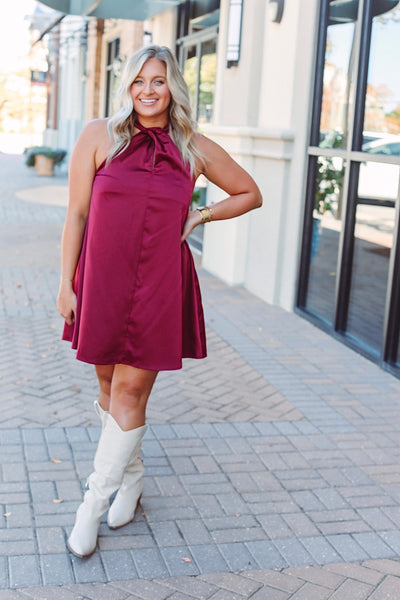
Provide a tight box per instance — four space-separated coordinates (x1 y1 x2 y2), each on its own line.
143 81 154 95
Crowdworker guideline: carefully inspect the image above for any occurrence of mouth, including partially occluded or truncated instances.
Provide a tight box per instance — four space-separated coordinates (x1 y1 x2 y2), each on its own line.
140 99 157 105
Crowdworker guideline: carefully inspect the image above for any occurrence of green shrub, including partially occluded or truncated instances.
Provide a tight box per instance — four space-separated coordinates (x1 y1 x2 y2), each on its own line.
24 146 67 167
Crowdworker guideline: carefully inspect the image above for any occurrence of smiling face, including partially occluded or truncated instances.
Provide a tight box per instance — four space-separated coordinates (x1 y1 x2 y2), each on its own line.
130 57 171 128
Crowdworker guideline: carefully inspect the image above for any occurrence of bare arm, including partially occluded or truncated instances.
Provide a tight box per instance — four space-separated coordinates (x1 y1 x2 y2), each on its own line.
57 119 110 325
181 134 262 242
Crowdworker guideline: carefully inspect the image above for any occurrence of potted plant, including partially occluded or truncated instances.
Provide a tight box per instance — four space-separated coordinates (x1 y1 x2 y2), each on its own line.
315 154 344 217
24 146 67 176
311 130 344 260
315 130 344 217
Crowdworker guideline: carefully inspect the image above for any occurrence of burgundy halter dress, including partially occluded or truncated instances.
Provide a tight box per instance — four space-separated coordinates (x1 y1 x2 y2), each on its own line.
62 122 207 370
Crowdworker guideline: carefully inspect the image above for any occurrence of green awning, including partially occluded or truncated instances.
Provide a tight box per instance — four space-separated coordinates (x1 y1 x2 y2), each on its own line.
38 0 181 20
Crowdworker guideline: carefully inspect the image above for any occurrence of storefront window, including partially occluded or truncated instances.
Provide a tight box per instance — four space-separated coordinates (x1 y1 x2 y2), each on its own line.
305 157 345 324
105 38 120 117
319 1 358 149
181 36 217 123
198 38 217 123
177 1 219 124
347 200 397 352
298 0 400 375
362 3 400 148
183 45 198 115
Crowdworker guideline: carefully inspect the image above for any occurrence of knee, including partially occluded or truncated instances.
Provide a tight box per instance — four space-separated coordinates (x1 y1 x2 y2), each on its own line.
113 380 148 409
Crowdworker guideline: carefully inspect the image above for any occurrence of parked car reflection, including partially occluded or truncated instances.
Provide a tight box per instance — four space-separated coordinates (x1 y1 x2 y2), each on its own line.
362 138 400 156
359 136 400 201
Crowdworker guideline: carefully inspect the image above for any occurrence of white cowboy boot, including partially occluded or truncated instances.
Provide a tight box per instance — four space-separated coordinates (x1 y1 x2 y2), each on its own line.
67 413 146 558
107 448 145 529
93 400 146 530
93 399 107 426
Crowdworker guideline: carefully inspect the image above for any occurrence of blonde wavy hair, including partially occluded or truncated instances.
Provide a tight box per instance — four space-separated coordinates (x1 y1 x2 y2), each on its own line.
107 45 203 174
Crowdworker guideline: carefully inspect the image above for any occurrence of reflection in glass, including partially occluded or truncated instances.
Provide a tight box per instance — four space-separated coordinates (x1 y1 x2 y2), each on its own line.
319 1 358 149
198 39 217 123
363 2 400 148
183 46 198 116
347 202 397 353
105 39 121 117
306 157 345 324
358 160 400 201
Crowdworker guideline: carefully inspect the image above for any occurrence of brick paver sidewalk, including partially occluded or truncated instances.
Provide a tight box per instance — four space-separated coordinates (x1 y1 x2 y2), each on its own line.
2 152 400 598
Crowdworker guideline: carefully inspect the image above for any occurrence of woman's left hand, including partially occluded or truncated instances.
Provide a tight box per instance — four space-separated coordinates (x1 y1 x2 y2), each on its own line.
181 209 202 243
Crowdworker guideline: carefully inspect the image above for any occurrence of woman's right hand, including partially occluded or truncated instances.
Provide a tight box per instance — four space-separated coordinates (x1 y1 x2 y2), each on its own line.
57 281 77 325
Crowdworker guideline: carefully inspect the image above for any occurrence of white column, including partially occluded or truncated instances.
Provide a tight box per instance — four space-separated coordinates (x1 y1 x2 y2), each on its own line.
200 0 319 310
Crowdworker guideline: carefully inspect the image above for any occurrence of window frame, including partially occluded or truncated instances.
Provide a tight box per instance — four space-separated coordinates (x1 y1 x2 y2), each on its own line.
104 36 120 117
177 26 218 122
296 0 400 374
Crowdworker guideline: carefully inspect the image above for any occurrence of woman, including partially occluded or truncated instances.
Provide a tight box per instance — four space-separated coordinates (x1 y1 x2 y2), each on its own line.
57 44 262 558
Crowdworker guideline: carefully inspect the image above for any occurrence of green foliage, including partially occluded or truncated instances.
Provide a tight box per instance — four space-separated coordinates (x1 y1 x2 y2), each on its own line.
190 189 201 208
199 53 216 109
24 146 67 167
386 106 400 128
315 130 344 215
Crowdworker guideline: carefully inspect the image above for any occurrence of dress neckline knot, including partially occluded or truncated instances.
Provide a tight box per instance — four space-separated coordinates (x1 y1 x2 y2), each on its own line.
135 120 170 135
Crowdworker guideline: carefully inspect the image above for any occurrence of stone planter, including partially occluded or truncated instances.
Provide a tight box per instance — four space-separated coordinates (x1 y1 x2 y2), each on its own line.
34 154 55 176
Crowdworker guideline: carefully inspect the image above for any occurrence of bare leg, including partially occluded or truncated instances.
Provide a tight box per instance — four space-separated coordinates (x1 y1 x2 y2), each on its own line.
95 364 114 412
109 364 158 430
67 364 158 556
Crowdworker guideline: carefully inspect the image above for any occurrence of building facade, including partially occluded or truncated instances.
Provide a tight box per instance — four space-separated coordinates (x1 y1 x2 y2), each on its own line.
39 0 400 377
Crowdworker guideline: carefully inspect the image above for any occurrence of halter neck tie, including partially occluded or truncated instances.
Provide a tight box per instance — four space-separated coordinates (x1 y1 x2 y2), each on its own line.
135 120 170 136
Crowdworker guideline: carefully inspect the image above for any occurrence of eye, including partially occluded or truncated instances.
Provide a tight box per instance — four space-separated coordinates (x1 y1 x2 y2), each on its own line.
154 79 165 85
133 78 143 85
